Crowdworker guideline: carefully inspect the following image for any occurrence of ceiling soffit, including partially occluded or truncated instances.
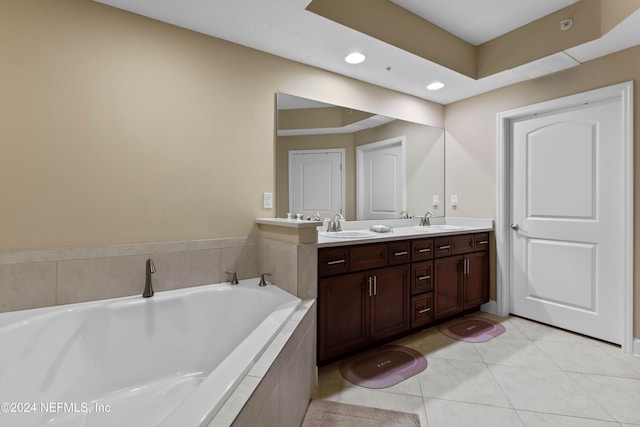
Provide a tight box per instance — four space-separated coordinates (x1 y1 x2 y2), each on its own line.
306 0 640 80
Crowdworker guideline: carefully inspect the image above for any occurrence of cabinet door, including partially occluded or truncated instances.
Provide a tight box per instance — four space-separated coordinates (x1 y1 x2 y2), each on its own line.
369 265 410 341
434 255 464 320
318 273 369 362
464 251 489 308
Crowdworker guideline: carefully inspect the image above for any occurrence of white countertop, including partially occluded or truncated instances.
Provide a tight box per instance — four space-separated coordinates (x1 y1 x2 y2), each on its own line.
317 217 493 247
256 218 323 229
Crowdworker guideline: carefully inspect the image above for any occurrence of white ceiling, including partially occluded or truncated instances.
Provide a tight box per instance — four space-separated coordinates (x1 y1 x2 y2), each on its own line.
94 0 640 105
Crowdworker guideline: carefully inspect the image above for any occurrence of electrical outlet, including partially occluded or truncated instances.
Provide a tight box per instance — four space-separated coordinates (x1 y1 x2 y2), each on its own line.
451 194 458 207
263 192 273 209
432 195 439 207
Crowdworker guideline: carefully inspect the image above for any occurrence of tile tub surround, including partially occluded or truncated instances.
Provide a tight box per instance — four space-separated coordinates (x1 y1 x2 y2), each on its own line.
0 237 261 312
211 300 317 427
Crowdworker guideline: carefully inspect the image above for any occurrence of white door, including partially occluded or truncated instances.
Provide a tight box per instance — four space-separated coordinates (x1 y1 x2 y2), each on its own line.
289 150 344 218
357 137 405 220
510 98 625 344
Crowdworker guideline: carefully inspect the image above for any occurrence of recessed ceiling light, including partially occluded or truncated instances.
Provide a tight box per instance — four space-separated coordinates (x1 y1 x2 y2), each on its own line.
426 81 445 91
345 52 366 64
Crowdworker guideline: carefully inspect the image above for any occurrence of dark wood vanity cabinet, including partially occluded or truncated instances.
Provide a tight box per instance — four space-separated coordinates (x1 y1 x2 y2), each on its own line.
318 244 409 363
318 231 489 364
433 233 490 320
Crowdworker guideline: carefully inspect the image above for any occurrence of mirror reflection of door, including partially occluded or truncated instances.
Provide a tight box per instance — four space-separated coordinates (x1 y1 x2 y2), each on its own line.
288 149 345 219
356 137 406 220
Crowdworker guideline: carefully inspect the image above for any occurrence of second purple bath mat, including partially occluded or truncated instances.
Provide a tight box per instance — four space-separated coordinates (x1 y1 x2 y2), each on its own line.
438 316 506 343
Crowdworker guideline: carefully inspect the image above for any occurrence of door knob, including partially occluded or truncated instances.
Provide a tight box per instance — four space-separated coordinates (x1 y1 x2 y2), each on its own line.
510 223 519 230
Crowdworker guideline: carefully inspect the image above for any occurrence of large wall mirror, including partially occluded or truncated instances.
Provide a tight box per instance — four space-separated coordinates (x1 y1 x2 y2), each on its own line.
276 93 445 221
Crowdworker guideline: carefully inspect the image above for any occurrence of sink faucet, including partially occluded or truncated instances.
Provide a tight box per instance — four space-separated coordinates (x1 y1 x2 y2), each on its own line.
326 211 344 232
420 211 435 227
143 258 156 298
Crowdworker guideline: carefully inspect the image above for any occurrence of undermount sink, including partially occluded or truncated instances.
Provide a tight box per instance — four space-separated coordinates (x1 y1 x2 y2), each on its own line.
414 225 465 232
318 230 378 239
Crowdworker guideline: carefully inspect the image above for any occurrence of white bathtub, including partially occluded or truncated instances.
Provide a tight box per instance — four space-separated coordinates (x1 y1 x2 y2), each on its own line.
0 278 302 427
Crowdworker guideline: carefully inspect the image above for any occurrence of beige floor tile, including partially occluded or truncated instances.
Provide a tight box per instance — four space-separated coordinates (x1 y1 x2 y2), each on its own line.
489 364 613 421
313 315 640 427
567 372 640 424
417 358 511 407
474 334 559 370
508 316 591 344
534 340 640 378
517 410 623 427
424 398 524 427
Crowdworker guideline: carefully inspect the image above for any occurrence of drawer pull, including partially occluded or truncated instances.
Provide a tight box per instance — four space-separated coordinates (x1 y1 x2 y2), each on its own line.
477 240 488 245
438 245 451 250
418 248 431 253
418 275 431 281
418 308 431 314
394 251 408 256
327 259 346 265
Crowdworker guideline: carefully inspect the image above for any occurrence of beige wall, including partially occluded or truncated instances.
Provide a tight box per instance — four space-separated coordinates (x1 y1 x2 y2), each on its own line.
0 0 443 252
444 45 640 338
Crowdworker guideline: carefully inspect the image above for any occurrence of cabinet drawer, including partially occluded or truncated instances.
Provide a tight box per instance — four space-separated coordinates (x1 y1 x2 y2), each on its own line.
411 293 433 329
349 243 388 271
411 261 433 295
411 238 433 262
388 241 410 265
318 247 349 277
474 233 490 251
434 237 452 258
451 234 474 255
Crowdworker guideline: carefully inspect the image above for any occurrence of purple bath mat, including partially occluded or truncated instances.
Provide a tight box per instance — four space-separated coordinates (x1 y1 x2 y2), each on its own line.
339 345 427 389
438 316 506 343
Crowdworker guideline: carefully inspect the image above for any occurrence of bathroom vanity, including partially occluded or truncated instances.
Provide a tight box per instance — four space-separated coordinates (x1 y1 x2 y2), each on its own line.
316 222 491 365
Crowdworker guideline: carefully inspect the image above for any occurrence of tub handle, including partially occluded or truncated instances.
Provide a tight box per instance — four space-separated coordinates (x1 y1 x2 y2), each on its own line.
259 273 272 287
226 271 239 285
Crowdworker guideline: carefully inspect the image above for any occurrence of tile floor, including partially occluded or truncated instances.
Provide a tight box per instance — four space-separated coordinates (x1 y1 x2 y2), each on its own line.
312 313 640 427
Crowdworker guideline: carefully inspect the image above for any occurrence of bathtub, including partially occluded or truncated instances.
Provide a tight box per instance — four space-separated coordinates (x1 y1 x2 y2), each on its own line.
0 278 302 427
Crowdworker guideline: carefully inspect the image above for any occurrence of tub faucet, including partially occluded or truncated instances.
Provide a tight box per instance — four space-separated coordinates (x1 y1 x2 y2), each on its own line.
420 211 435 227
143 259 156 298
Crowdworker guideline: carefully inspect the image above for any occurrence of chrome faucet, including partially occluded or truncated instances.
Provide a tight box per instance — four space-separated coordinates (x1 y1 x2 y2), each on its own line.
143 258 156 298
326 211 344 232
310 211 321 221
420 211 435 227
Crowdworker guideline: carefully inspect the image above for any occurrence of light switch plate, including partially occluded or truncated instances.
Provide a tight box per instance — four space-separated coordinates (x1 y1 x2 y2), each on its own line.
263 192 273 209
